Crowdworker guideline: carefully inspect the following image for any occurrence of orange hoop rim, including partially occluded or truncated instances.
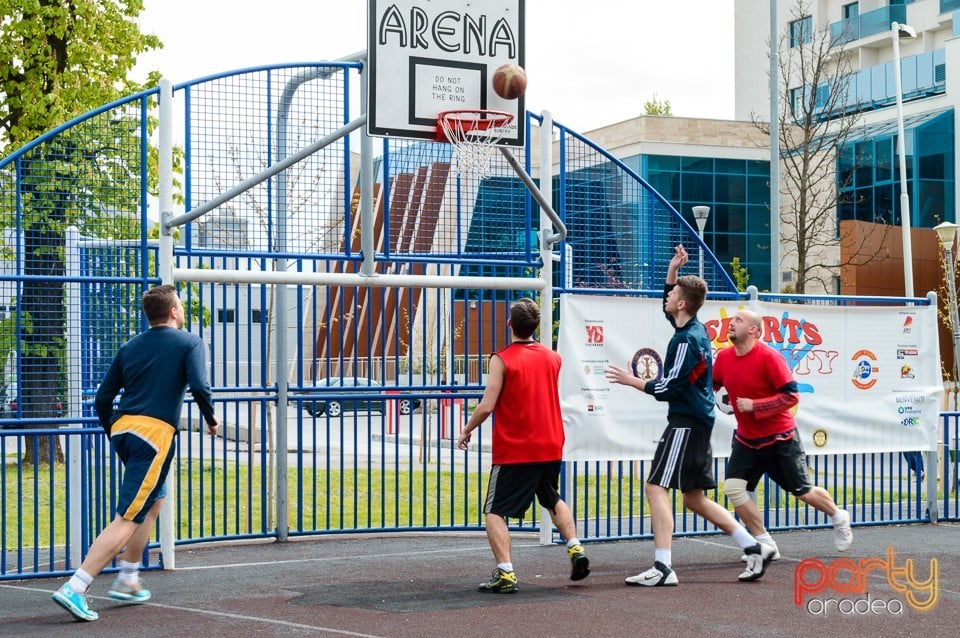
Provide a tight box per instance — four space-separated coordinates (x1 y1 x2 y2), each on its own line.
435 109 514 142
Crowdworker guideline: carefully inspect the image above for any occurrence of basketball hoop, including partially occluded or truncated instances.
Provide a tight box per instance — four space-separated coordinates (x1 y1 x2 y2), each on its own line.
435 109 514 178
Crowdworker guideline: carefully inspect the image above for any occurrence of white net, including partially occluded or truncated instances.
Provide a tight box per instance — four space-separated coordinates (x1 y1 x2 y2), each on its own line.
437 110 514 179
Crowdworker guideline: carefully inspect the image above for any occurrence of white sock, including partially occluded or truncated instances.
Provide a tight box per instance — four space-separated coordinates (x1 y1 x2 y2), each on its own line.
497 562 514 573
831 510 847 525
566 538 580 548
654 548 671 567
756 532 773 544
67 568 94 593
119 559 140 584
731 525 758 550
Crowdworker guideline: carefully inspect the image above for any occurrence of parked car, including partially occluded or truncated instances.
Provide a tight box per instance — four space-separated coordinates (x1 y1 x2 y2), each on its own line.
296 378 420 417
0 382 64 424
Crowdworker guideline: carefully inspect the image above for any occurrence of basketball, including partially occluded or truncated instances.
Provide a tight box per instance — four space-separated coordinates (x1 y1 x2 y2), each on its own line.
493 64 527 100
715 387 734 415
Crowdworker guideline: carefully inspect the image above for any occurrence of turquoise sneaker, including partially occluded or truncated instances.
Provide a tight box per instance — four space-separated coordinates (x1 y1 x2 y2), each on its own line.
52 583 99 621
107 577 152 603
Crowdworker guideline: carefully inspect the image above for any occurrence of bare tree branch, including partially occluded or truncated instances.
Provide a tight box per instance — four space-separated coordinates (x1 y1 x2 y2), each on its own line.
753 0 892 293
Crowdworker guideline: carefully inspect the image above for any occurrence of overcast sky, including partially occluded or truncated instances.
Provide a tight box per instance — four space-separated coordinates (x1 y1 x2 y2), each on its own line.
134 1 736 133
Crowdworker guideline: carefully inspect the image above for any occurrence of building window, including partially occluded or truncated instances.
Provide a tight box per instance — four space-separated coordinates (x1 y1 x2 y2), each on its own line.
643 155 771 291
217 309 235 323
789 87 804 117
837 110 955 230
790 16 812 47
842 3 859 21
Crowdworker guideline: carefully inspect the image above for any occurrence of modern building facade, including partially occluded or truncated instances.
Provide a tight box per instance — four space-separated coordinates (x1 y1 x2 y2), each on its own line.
735 0 958 292
582 117 773 290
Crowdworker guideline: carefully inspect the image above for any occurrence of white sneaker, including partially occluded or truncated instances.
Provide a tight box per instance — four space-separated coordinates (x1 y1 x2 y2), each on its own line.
738 543 775 582
740 540 780 562
625 561 678 587
833 509 853 552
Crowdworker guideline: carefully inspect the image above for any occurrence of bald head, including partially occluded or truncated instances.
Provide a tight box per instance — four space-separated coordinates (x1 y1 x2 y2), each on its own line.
728 309 762 349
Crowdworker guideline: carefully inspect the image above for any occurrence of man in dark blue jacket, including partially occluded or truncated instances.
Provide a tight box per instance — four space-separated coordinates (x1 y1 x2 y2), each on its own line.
606 244 774 586
52 285 219 622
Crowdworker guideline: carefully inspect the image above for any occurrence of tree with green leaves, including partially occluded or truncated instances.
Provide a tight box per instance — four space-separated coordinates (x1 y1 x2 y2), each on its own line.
643 95 672 116
0 0 162 463
730 257 750 292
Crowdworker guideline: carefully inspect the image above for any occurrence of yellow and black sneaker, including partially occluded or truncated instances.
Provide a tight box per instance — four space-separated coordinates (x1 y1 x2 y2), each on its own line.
568 545 590 581
478 568 518 593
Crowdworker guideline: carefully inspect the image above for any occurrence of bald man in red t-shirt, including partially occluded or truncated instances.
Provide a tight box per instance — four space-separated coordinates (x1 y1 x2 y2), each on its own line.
714 309 853 557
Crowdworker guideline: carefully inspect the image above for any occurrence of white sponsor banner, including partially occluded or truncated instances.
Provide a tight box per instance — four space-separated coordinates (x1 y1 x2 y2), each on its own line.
559 294 943 461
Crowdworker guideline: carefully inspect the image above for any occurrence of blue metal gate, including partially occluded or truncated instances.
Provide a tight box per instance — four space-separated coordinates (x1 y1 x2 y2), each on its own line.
1 62 954 582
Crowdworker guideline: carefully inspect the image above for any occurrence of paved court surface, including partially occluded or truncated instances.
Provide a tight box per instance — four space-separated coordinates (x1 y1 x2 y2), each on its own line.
2 522 957 637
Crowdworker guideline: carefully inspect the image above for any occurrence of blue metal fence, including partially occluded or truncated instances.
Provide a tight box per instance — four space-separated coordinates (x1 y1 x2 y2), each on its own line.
0 63 953 582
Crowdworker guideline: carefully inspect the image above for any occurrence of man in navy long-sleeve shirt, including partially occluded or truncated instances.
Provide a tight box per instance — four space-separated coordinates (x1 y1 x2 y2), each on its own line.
53 285 219 622
606 245 773 586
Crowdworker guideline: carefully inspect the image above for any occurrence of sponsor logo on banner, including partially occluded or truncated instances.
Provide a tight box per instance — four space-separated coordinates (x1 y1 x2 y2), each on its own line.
631 348 662 382
902 315 914 334
900 417 921 428
584 324 604 346
900 365 915 379
895 392 925 405
851 349 878 390
896 347 918 359
582 360 608 377
812 429 828 448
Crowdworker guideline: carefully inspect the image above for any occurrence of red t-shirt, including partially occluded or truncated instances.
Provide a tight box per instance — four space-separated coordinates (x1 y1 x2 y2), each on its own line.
713 340 796 443
491 341 564 464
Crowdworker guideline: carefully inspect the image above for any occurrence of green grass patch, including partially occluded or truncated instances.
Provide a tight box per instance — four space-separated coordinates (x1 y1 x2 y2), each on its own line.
3 461 938 549
3 461 488 547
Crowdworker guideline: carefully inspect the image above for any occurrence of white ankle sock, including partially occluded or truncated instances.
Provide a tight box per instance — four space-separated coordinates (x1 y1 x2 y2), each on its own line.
731 525 757 550
119 559 140 584
497 562 514 572
654 549 671 567
68 568 93 593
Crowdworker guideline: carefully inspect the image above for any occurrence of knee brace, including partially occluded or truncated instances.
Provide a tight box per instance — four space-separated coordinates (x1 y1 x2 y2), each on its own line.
725 478 752 507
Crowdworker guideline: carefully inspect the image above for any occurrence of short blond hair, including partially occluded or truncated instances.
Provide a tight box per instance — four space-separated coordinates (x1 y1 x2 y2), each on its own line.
675 275 707 314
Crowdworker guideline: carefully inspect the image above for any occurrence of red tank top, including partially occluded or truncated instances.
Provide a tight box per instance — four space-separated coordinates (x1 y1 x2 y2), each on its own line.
491 341 564 464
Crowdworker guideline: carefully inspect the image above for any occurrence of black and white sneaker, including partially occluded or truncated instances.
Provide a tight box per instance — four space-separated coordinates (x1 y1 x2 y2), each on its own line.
738 543 776 582
625 561 678 587
740 540 780 562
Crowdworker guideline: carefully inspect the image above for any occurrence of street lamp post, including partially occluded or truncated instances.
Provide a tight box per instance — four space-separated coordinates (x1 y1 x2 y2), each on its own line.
692 206 711 280
935 222 960 389
892 21 918 297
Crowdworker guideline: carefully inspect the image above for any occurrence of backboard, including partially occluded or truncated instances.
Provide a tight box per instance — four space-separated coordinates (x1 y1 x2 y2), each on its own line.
367 0 525 146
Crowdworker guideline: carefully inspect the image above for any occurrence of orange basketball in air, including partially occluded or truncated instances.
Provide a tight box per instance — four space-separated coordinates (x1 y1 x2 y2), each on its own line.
492 64 527 100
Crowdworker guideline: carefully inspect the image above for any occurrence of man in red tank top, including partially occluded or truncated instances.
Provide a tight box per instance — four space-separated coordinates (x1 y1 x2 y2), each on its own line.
457 298 590 593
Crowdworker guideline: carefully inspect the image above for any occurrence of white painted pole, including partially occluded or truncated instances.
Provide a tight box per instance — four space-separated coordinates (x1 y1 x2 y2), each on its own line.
892 22 914 297
770 0 781 292
157 77 176 570
65 226 83 567
539 111 556 546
